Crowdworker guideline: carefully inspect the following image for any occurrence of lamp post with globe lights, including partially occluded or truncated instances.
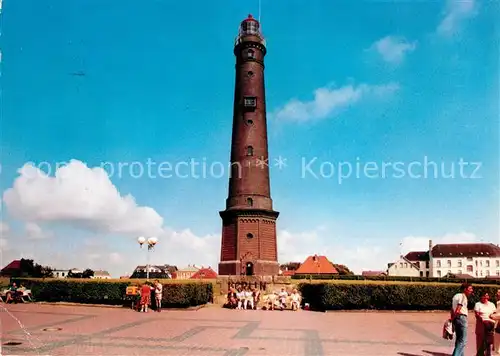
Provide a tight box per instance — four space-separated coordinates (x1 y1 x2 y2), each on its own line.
137 236 158 280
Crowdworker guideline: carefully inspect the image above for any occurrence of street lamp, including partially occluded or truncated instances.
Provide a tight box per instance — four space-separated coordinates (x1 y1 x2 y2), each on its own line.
137 236 158 280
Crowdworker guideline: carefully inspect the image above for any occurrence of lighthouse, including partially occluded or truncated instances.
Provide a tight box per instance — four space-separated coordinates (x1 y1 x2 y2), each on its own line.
218 15 279 276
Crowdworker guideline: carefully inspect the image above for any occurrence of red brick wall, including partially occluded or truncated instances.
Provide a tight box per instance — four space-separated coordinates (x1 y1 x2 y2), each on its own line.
227 40 272 212
259 219 277 261
237 218 260 259
220 220 236 261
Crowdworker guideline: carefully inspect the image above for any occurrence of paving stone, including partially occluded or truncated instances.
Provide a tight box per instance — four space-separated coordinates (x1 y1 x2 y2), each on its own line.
0 304 477 355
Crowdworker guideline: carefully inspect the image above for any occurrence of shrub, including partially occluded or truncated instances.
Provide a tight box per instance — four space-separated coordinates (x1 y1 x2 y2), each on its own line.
292 274 500 285
298 282 500 311
12 278 213 307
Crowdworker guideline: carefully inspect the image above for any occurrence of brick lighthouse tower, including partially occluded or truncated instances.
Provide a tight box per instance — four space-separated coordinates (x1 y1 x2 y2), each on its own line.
218 14 279 276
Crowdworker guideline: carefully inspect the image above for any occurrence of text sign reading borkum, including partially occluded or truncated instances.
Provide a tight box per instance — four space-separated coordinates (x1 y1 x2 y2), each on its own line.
227 279 267 291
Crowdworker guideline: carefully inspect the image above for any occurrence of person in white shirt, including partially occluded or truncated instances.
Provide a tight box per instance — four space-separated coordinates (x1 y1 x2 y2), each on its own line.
290 289 301 311
278 288 288 310
236 288 245 309
475 291 497 355
451 283 473 356
244 288 254 310
154 280 163 312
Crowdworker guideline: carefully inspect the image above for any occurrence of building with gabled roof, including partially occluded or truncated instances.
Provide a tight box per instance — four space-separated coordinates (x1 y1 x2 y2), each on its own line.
388 240 500 278
294 255 338 275
176 264 200 279
0 260 21 277
387 256 420 277
91 270 111 279
190 267 217 279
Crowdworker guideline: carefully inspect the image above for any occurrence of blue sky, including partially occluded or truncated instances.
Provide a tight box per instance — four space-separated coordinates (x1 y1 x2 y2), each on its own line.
0 0 498 276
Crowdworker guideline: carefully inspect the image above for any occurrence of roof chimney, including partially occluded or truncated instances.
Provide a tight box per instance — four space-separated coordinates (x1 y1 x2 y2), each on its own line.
429 239 433 251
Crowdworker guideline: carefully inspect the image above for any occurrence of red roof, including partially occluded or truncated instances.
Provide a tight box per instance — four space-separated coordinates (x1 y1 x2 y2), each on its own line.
295 255 338 274
190 267 217 279
282 270 296 276
1 260 21 272
432 243 500 258
404 251 429 261
450 273 474 279
242 14 259 23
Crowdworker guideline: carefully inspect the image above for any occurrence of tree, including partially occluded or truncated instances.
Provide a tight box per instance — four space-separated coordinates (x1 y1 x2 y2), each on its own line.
82 269 94 278
332 264 354 275
130 270 170 279
280 262 301 271
33 264 54 278
18 259 53 278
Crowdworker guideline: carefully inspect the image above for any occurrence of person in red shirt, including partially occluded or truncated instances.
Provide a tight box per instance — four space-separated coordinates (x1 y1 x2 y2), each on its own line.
139 283 153 312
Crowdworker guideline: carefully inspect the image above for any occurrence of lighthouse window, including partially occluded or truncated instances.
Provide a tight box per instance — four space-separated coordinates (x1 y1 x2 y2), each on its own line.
246 146 254 156
247 71 254 77
243 96 256 109
247 233 254 239
246 49 255 59
247 198 253 206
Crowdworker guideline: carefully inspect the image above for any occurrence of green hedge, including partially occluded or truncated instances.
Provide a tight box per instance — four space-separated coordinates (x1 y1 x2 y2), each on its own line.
292 274 500 285
12 278 213 307
298 282 500 311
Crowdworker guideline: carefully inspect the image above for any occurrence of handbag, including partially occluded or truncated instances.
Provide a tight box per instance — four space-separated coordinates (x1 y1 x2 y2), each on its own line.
443 319 454 340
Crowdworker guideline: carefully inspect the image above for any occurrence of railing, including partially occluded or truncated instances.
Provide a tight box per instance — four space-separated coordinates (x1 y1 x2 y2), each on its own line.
234 34 266 47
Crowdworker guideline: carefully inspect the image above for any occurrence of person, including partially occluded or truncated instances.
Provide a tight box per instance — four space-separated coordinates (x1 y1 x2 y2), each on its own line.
225 288 238 309
244 287 254 310
154 280 163 312
252 288 260 310
139 283 153 313
236 287 245 309
4 283 17 303
474 291 496 355
290 289 301 311
278 288 288 310
451 283 473 356
493 289 500 354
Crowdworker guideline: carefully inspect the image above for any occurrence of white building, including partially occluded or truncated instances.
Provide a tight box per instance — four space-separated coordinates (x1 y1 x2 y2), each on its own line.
387 256 420 277
53 269 70 278
387 240 500 278
429 241 500 278
52 268 82 278
91 270 112 279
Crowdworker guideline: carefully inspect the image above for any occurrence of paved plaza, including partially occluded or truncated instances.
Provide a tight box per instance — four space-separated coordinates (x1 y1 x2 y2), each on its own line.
0 303 472 355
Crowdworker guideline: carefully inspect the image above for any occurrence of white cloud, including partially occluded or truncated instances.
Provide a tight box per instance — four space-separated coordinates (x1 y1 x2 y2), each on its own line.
0 222 9 253
277 229 484 274
272 82 399 122
0 238 8 252
25 222 53 240
2 160 164 236
370 36 417 63
278 228 329 262
437 0 477 36
0 160 486 278
155 228 220 269
401 232 479 253
109 252 124 265
0 221 9 236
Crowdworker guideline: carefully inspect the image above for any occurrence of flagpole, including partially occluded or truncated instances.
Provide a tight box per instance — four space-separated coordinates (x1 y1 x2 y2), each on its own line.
258 0 261 22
